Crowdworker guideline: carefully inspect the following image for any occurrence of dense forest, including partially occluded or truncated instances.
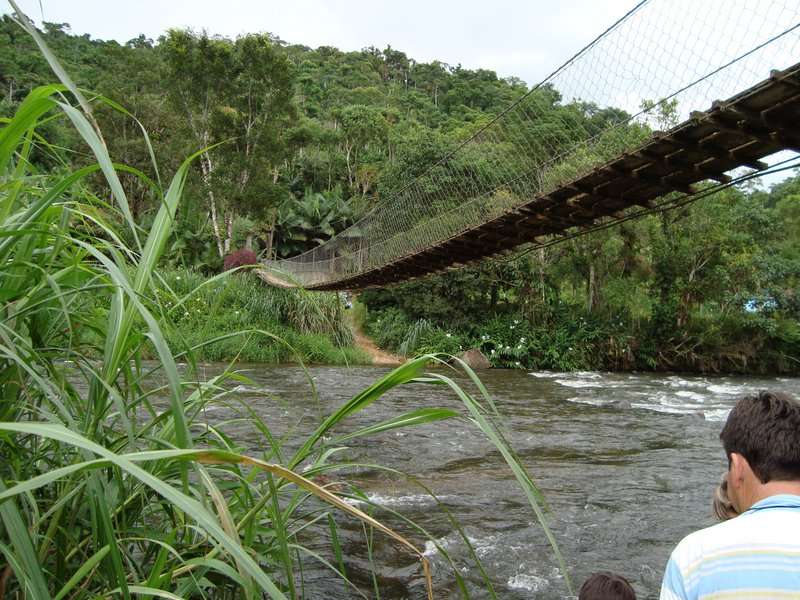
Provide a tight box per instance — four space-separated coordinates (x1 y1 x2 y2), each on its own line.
2 17 798 372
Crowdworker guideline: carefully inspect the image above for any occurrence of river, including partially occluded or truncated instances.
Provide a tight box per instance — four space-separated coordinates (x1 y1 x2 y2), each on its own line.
189 364 798 599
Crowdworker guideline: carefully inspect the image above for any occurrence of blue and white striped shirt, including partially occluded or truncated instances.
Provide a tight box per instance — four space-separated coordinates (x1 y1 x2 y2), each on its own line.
660 494 800 600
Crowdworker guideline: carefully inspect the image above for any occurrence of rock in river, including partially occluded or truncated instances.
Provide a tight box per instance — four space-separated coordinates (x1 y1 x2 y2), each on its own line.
458 348 492 369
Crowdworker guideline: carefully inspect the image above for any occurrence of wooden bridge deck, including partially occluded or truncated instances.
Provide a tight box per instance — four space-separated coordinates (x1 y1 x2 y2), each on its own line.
275 62 800 291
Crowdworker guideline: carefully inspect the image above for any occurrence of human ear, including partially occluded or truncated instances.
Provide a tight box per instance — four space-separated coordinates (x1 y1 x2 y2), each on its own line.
728 453 754 513
729 453 746 485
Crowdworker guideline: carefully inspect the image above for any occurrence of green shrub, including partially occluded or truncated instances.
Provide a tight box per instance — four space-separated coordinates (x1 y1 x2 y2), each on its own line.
365 307 412 351
415 327 468 356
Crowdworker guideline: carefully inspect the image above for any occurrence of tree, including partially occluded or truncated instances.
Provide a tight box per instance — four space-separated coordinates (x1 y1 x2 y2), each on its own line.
162 29 295 256
333 104 388 192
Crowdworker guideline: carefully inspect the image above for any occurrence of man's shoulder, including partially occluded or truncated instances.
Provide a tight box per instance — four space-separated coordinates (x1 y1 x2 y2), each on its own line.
670 518 740 565
664 500 800 600
671 502 800 567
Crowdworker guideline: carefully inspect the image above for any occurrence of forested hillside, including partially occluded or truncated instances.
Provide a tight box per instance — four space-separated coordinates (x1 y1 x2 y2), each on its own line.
2 17 798 372
1 18 532 264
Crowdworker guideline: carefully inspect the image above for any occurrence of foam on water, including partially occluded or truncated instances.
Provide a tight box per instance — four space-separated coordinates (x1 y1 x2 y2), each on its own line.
666 376 696 388
369 493 438 507
674 390 707 401
555 369 794 421
420 532 530 563
704 408 732 422
572 371 602 378
630 403 704 417
231 384 275 394
423 540 438 557
561 372 746 420
652 393 689 408
531 371 602 380
555 379 604 388
507 573 548 592
567 396 608 407
707 383 751 395
346 493 450 509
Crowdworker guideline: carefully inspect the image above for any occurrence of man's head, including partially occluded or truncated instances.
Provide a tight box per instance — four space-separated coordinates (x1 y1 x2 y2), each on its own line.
720 390 800 512
578 572 636 600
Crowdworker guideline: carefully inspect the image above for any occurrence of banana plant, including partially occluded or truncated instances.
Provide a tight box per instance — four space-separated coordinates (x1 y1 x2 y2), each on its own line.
274 186 359 257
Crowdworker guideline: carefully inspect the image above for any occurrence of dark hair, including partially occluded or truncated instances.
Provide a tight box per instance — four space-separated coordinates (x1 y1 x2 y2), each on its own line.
720 390 800 484
579 572 636 600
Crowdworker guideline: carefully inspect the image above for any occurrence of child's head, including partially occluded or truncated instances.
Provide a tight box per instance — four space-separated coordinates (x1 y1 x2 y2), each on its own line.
713 471 739 521
578 572 636 600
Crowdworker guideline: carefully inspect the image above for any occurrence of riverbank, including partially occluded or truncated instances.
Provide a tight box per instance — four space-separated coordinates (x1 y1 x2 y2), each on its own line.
360 303 800 375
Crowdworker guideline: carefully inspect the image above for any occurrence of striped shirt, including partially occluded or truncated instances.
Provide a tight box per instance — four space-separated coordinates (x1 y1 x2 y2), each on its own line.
660 494 800 600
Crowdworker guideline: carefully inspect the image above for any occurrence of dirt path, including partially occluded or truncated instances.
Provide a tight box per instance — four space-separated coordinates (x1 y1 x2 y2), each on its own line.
350 317 403 366
255 271 399 365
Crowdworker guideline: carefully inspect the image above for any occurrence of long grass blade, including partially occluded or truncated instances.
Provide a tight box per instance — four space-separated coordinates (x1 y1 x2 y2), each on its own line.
290 355 431 469
332 407 459 443
0 480 51 599
53 544 110 600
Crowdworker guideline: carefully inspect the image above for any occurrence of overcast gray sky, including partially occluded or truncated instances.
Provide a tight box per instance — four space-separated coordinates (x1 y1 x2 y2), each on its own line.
5 0 634 85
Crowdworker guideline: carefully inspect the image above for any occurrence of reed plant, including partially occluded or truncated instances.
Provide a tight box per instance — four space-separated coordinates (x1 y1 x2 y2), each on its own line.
399 318 435 357
118 267 362 363
0 4 569 598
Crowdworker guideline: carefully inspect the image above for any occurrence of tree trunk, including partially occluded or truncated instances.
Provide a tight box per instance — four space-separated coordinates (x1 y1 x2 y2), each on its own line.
223 212 234 255
264 208 278 260
209 194 224 258
587 262 598 313
344 143 354 188
200 153 224 258
539 248 546 304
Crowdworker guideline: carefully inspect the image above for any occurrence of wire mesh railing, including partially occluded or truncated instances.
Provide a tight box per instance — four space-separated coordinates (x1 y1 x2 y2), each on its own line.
264 0 800 288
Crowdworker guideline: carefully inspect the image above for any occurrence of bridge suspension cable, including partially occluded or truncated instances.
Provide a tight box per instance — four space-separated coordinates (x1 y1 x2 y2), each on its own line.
262 0 800 290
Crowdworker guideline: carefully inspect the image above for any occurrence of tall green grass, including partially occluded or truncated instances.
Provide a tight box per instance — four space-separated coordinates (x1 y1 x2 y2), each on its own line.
78 267 366 364
0 4 570 598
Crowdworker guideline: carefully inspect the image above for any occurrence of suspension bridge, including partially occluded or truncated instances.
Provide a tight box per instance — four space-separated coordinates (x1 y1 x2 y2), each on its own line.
260 0 800 291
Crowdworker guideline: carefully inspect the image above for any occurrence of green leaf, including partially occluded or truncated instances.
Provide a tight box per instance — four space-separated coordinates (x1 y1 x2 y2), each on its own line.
54 545 110 600
290 355 430 469
0 479 51 599
332 408 459 443
0 84 62 172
